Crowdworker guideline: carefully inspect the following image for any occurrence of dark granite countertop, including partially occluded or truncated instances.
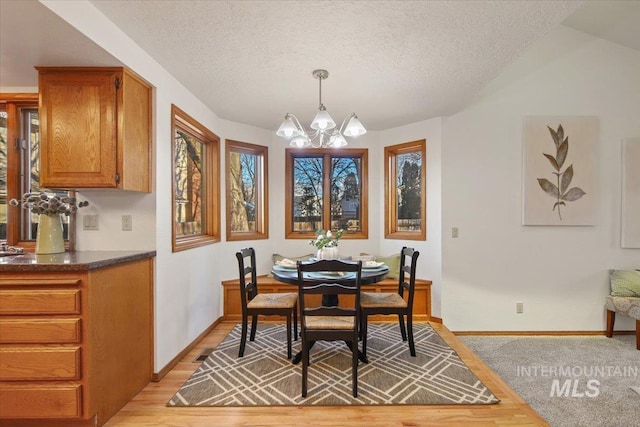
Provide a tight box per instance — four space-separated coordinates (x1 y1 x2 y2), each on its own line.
0 250 156 272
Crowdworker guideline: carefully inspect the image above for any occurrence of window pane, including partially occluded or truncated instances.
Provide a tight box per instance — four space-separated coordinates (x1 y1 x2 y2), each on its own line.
286 148 368 240
2 95 75 248
23 109 40 194
330 156 361 232
0 110 6 240
396 151 422 232
16 109 70 241
21 108 40 240
293 156 323 232
225 139 267 241
229 151 257 232
171 104 220 251
174 128 204 236
385 140 426 240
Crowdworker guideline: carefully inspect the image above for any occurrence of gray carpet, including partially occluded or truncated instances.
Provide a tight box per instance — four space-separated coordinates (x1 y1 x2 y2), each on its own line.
168 323 500 406
460 334 640 427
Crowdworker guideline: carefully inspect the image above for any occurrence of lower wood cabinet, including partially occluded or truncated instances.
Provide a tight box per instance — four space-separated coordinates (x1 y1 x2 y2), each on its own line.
221 275 432 321
0 258 153 426
0 385 82 419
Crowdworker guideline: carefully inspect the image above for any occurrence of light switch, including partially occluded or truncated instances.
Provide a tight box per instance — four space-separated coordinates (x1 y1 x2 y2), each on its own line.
452 227 459 238
83 214 99 230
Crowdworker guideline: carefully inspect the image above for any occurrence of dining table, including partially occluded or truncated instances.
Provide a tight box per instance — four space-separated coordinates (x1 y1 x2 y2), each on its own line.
271 259 390 364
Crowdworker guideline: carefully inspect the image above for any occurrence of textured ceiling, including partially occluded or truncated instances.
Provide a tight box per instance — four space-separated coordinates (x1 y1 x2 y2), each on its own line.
87 0 583 131
0 0 122 87
3 1 638 132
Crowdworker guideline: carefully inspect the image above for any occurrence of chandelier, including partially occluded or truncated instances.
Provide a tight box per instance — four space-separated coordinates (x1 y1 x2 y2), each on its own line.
276 69 366 148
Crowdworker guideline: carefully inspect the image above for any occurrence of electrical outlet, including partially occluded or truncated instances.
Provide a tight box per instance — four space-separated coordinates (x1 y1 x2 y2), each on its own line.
122 215 133 231
516 302 524 314
452 227 459 238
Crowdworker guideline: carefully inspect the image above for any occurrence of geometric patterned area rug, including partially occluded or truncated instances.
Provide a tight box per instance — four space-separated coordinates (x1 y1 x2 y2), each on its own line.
168 323 500 406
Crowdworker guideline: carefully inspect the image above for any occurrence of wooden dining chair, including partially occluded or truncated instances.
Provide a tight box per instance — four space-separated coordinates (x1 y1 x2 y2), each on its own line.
296 259 362 397
360 247 420 358
236 247 298 359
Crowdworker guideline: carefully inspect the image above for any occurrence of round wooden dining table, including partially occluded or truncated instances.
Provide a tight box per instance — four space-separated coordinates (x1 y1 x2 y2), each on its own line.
271 264 389 286
271 262 389 364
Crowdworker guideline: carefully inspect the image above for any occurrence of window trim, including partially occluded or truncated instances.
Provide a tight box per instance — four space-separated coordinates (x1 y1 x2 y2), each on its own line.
384 139 426 241
171 104 220 252
285 148 368 240
1 93 75 251
225 139 269 241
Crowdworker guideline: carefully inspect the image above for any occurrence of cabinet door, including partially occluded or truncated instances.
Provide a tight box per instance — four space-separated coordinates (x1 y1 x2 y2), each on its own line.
119 70 152 192
39 69 118 188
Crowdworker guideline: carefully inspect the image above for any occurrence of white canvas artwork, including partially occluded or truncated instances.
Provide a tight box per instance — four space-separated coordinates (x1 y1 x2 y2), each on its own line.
522 116 598 226
621 138 640 248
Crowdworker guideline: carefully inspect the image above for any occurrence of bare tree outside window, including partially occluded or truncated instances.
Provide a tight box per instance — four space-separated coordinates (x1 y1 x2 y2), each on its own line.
1 110 8 240
397 152 422 231
1 95 71 248
226 140 268 241
330 157 361 232
174 130 203 234
171 104 220 252
385 140 426 240
286 149 368 240
292 156 323 232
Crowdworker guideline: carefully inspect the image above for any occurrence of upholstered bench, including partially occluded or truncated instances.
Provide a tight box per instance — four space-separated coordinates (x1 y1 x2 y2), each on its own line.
604 270 640 350
221 275 432 322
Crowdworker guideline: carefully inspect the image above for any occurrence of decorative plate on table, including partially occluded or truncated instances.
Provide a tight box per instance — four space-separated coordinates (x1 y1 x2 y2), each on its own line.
362 266 389 275
362 261 386 270
274 258 298 268
272 264 297 272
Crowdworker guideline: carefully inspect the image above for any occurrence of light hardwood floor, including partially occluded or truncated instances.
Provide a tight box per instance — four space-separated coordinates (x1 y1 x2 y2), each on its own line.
105 321 549 427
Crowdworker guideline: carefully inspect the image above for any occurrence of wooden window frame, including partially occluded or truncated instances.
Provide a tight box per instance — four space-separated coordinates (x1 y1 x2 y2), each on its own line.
225 139 269 241
1 93 75 251
384 139 426 241
171 104 220 252
285 148 368 240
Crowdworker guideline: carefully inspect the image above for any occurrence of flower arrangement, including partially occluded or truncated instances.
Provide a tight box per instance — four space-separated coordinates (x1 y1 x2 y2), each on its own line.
9 192 89 216
309 229 344 250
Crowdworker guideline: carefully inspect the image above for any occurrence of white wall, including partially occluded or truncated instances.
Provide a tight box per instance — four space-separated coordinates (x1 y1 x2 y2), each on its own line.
36 2 639 374
379 119 443 318
40 0 397 372
441 26 640 332
42 0 226 370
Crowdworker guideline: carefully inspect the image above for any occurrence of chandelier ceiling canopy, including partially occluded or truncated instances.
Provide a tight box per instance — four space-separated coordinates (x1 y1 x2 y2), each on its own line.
276 69 366 148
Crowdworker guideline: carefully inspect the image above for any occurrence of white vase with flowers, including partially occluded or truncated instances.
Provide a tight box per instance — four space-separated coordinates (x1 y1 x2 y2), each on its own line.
309 229 344 260
10 192 89 254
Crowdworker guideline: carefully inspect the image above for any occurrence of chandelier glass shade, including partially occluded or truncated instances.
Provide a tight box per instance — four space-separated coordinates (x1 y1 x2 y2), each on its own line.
276 69 366 148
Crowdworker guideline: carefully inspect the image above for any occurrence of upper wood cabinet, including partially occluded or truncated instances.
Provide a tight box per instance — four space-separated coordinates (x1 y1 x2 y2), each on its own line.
37 67 152 192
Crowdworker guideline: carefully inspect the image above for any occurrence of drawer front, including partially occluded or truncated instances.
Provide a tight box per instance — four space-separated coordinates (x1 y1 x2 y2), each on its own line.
0 347 81 381
0 319 81 344
0 290 81 315
0 278 81 287
0 385 81 418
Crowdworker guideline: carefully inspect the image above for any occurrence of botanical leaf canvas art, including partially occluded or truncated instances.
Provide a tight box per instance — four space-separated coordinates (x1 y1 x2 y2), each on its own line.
621 138 640 248
522 116 598 225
